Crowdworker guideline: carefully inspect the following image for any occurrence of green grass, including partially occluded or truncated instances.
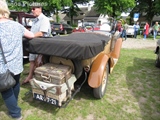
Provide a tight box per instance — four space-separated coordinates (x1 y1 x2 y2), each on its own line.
137 33 160 39
0 48 160 120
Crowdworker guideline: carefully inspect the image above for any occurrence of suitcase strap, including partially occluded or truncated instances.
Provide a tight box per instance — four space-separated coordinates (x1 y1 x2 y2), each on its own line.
65 79 71 98
32 79 57 101
32 78 72 100
41 74 52 83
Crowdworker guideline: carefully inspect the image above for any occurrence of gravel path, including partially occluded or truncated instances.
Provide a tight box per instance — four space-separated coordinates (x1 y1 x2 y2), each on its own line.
122 37 157 50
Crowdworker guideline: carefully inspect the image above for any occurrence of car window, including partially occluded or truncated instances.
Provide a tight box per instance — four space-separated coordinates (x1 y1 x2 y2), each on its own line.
52 23 60 28
63 24 67 27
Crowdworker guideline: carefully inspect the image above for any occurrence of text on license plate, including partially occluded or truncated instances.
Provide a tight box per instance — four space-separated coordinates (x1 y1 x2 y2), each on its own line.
33 93 59 106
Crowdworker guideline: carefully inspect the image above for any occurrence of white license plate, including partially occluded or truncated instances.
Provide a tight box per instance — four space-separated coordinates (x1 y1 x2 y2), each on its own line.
55 28 59 30
33 93 59 106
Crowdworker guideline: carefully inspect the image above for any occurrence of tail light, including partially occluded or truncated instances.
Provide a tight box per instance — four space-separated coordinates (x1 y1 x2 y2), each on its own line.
60 24 63 31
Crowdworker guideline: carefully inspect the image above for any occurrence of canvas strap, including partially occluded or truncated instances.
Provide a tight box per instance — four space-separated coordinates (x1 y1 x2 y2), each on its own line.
32 79 57 101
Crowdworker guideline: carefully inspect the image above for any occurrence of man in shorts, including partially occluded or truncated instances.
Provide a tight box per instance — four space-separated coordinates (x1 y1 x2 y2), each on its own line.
22 3 51 84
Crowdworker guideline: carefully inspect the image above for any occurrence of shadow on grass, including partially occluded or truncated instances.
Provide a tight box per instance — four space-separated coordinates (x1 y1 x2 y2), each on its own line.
126 57 160 119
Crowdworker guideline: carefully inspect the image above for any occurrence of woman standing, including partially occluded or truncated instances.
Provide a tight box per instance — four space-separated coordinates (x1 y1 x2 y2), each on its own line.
0 0 34 119
143 22 150 40
133 22 140 38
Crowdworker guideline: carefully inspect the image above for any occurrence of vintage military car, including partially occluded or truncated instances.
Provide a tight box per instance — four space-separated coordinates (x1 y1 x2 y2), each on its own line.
23 30 122 107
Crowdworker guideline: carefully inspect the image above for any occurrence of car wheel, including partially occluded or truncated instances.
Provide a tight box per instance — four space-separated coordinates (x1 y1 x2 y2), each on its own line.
155 55 160 68
93 63 109 99
52 32 57 36
64 30 67 35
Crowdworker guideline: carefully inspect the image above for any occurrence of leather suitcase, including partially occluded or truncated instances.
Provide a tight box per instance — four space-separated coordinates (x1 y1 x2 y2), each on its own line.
30 75 76 106
34 63 72 85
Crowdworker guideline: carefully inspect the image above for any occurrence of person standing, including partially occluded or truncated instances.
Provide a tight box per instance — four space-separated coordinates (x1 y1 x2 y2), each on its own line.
115 20 122 36
133 22 140 38
122 21 129 40
22 4 51 84
0 0 34 119
143 22 150 40
153 22 160 40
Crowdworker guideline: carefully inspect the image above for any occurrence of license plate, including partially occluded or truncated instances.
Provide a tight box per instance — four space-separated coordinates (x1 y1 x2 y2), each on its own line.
33 93 59 106
55 28 59 30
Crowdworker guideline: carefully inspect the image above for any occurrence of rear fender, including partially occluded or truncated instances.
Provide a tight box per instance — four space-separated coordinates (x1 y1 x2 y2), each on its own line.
155 46 159 54
88 52 109 88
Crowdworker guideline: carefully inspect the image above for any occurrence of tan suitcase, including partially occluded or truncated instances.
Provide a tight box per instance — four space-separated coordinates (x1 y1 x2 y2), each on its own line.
49 56 74 73
30 75 76 106
34 63 72 85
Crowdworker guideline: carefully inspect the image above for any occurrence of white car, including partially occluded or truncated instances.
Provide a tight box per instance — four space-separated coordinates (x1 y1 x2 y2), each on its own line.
126 25 134 37
100 23 111 31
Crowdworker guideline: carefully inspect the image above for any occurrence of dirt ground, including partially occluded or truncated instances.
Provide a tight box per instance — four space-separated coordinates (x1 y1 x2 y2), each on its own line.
122 37 157 50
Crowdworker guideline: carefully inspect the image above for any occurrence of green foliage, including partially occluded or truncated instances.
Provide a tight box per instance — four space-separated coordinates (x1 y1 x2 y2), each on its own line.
131 0 160 24
63 0 89 25
94 0 135 18
6 0 72 16
6 0 89 24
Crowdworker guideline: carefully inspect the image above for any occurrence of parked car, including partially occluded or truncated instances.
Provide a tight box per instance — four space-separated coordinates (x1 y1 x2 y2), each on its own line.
72 24 100 32
84 24 100 31
25 31 122 107
51 23 73 36
126 25 134 37
72 27 86 32
100 23 111 31
155 39 160 68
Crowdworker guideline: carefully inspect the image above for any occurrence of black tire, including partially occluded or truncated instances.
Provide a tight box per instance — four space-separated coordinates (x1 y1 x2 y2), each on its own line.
93 63 109 99
155 55 160 68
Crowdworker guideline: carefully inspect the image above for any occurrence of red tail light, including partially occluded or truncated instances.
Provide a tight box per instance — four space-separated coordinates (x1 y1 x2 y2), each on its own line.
60 24 63 31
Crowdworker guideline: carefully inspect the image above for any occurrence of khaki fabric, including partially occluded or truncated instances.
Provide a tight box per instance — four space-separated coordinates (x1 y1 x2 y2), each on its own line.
49 56 74 73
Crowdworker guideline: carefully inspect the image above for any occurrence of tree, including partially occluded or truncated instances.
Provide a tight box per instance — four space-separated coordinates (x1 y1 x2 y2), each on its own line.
131 0 160 25
62 0 89 25
6 0 72 22
7 0 91 23
94 0 135 19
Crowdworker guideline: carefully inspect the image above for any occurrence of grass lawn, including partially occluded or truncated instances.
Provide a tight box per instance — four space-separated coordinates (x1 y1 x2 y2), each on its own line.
137 33 160 39
0 48 160 120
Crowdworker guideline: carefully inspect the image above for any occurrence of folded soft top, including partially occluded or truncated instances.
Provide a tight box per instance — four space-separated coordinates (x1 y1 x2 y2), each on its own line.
24 32 111 60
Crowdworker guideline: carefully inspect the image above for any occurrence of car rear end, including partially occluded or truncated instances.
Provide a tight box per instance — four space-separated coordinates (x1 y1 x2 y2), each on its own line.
62 24 73 34
51 23 63 35
126 26 134 37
